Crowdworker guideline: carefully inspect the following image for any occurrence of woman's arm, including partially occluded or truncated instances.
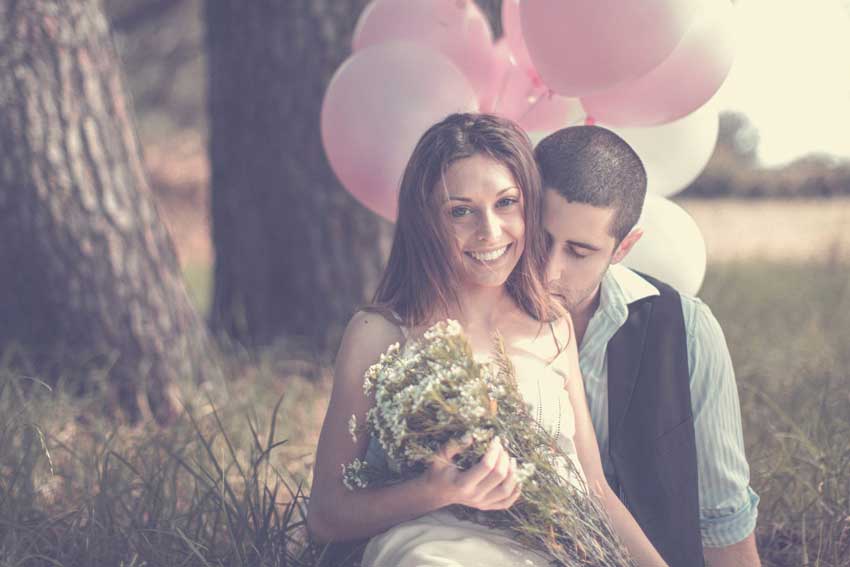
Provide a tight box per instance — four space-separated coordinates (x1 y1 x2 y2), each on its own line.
556 316 669 567
307 311 521 543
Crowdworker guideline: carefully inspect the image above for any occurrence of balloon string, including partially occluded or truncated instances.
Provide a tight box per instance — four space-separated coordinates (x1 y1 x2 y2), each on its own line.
491 65 514 114
516 85 549 124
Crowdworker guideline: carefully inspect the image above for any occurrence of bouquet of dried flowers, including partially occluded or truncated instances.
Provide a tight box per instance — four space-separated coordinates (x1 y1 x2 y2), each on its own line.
343 320 635 566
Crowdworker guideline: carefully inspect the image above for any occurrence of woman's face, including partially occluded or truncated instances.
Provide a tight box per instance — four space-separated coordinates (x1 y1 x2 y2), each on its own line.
440 154 526 290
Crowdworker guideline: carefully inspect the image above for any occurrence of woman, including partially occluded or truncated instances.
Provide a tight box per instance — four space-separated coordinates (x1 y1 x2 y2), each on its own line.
307 113 666 566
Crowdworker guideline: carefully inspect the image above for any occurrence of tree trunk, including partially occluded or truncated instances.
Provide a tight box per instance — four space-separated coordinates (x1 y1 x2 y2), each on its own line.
0 0 213 423
205 0 390 352
205 0 503 352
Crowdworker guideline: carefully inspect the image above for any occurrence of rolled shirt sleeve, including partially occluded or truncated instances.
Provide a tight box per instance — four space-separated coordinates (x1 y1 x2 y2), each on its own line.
683 296 760 547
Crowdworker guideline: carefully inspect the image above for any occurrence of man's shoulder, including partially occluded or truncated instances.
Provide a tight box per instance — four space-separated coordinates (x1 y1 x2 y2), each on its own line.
619 268 726 343
622 269 710 319
625 268 684 301
677 293 726 344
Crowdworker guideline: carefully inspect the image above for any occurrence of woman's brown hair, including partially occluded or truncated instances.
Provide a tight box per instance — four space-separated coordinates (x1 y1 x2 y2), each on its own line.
372 113 558 327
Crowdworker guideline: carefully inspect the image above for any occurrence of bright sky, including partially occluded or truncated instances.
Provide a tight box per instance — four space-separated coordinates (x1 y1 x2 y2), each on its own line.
713 0 850 167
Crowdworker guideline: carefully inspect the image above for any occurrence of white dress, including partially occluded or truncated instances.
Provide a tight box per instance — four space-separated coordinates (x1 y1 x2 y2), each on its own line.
361 328 586 567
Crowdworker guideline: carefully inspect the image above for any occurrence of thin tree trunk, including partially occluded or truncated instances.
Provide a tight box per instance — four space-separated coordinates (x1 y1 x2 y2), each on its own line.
0 0 213 423
205 0 389 352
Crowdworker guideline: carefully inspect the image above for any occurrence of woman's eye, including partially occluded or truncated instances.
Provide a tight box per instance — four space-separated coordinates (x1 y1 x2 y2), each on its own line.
450 206 472 218
496 197 519 208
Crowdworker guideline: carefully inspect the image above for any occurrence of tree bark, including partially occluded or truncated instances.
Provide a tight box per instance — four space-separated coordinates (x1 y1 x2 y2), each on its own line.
0 0 213 423
205 0 390 351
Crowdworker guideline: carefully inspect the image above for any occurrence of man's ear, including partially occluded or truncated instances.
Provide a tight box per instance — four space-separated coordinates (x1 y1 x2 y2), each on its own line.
611 228 643 265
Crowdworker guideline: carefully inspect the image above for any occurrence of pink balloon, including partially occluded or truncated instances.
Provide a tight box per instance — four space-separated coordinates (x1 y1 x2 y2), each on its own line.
582 0 736 127
521 0 698 96
480 39 584 131
501 0 535 75
353 0 494 104
519 91 585 132
478 38 514 113
321 42 479 221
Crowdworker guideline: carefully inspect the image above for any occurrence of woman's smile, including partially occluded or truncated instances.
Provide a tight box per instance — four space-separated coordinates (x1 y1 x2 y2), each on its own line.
465 243 513 264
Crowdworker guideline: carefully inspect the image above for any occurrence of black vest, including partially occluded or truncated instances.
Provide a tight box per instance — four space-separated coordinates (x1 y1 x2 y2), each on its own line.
606 273 704 567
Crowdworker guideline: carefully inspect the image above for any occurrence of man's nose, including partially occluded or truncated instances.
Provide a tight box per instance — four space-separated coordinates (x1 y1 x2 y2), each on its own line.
546 247 564 284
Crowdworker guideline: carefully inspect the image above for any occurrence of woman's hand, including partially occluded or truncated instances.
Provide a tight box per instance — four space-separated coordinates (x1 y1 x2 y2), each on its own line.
424 435 522 511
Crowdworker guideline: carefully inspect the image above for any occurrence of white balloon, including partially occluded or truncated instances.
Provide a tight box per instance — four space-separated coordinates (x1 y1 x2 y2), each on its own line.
602 102 719 197
622 194 707 296
527 130 552 148
527 119 587 149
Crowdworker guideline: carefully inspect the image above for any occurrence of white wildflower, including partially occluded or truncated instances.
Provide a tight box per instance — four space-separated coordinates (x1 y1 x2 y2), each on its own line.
348 414 358 443
342 458 370 491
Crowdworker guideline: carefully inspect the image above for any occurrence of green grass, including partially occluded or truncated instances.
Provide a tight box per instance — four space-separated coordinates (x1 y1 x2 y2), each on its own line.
0 345 331 566
183 262 213 316
1 260 848 566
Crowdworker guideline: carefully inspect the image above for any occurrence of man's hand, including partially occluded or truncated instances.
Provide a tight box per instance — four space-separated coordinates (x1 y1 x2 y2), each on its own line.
704 532 760 567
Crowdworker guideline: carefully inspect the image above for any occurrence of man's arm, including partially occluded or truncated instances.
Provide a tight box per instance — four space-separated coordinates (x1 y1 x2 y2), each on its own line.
704 532 760 566
683 296 761 564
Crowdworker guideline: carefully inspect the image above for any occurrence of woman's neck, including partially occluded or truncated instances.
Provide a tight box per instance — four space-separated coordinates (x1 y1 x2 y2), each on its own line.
449 285 514 333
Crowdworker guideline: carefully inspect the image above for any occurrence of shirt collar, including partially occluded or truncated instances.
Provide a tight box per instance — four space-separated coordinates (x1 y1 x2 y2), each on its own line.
597 264 660 326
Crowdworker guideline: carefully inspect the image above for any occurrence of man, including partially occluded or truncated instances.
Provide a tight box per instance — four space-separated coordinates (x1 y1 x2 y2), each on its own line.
536 126 760 567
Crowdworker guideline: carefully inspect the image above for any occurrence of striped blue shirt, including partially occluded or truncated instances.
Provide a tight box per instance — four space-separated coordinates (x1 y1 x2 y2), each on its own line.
582 265 759 548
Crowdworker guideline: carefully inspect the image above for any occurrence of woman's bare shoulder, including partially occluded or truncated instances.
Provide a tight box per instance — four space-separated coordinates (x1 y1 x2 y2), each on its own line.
335 310 406 377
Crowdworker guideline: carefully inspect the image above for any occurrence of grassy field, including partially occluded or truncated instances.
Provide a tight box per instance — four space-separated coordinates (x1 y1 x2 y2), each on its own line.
1 258 848 566
680 197 850 263
702 260 850 566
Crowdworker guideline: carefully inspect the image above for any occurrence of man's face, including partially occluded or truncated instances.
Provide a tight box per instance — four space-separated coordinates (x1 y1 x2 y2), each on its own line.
543 189 620 313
